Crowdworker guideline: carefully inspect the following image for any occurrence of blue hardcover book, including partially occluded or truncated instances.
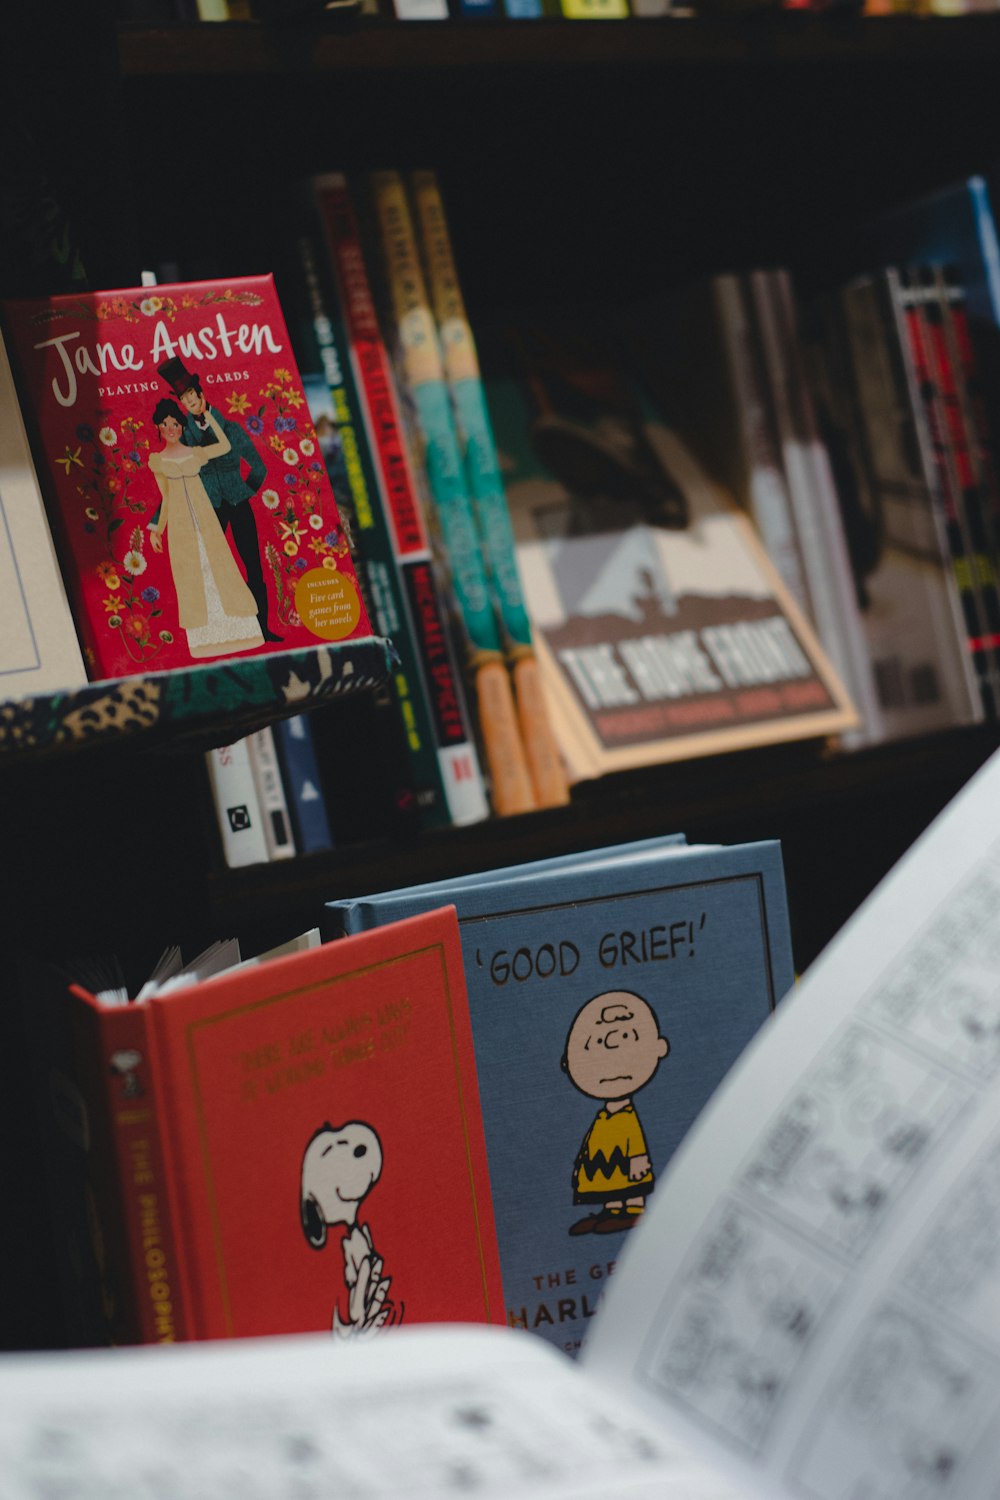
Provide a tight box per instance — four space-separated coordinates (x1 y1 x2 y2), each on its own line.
273 714 334 855
325 838 794 1357
857 175 1000 387
860 175 1000 336
322 831 690 937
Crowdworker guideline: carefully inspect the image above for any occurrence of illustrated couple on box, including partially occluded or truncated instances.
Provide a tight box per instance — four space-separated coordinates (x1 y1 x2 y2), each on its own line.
147 355 282 659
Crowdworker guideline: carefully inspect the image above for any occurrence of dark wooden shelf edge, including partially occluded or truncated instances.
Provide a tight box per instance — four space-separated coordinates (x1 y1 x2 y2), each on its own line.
115 11 1000 76
0 635 395 763
201 723 1000 962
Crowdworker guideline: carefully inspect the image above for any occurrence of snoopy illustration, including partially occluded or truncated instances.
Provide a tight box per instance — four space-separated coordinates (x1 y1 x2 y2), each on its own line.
109 1048 144 1099
299 1120 400 1339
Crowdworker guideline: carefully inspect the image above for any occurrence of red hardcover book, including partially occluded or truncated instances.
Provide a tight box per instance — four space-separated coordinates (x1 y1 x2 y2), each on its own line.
2 275 373 680
30 909 504 1345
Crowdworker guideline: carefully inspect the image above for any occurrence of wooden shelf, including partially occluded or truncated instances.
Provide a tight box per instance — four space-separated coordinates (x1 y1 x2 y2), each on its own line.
200 723 1000 973
115 11 1000 77
0 635 395 763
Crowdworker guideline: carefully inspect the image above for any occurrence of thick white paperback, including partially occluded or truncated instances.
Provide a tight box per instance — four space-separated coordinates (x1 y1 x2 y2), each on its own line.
248 724 297 861
0 330 87 698
749 269 884 748
204 739 269 869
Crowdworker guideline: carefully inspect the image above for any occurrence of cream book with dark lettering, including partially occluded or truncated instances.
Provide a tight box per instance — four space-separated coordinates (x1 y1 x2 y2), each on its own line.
0 328 87 701
481 312 857 780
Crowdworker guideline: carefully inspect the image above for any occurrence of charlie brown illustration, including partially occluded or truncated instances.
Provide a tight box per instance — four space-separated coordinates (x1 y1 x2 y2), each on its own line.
562 990 669 1236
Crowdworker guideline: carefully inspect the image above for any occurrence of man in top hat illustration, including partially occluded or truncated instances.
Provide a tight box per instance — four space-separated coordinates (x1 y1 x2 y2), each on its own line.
157 355 281 642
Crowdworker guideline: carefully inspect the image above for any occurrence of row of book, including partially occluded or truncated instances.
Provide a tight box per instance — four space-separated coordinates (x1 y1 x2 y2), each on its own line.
125 0 1000 19
221 163 1000 864
416 171 1000 785
205 720 333 866
408 169 1000 768
7 159 1000 865
268 168 570 833
734 178 1000 747
654 175 1000 751
136 162 889 866
219 191 1000 870
123 0 697 21
463 171 999 770
858 0 1000 12
200 164 877 865
27 829 795 1348
802 0 997 12
0 170 573 843
651 267 974 751
125 0 1000 20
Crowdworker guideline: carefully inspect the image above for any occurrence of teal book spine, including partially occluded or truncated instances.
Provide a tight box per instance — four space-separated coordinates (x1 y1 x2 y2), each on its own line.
370 170 538 818
287 211 460 831
310 173 490 829
410 169 570 811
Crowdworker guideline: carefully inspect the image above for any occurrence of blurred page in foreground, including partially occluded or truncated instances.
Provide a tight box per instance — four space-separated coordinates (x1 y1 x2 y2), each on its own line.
0 1325 739 1500
587 744 1000 1500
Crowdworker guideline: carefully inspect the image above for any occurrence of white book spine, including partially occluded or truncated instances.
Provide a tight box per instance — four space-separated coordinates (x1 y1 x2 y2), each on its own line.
712 273 811 617
248 726 297 861
205 740 270 869
393 0 449 15
826 278 979 740
748 268 885 748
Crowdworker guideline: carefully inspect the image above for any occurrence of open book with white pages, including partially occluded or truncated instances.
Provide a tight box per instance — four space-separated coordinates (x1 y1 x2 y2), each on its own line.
6 748 1000 1500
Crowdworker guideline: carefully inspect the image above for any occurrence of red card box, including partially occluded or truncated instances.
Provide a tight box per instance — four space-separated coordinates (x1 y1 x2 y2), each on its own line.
3 275 372 680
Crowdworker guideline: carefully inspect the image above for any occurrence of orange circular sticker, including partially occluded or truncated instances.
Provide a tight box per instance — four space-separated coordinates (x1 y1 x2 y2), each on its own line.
294 568 362 641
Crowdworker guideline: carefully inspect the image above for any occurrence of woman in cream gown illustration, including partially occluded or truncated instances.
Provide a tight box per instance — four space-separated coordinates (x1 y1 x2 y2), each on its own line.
147 398 264 658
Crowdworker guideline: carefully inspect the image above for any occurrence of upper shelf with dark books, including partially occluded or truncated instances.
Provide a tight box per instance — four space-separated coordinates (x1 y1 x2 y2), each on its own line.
114 10 1000 76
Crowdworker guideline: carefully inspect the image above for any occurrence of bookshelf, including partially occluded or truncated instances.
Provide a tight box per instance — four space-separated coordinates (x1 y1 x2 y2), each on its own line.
4 1 1000 1352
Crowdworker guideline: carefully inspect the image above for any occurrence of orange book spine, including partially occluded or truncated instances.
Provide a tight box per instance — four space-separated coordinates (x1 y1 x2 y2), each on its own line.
410 169 569 810
370 170 536 816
